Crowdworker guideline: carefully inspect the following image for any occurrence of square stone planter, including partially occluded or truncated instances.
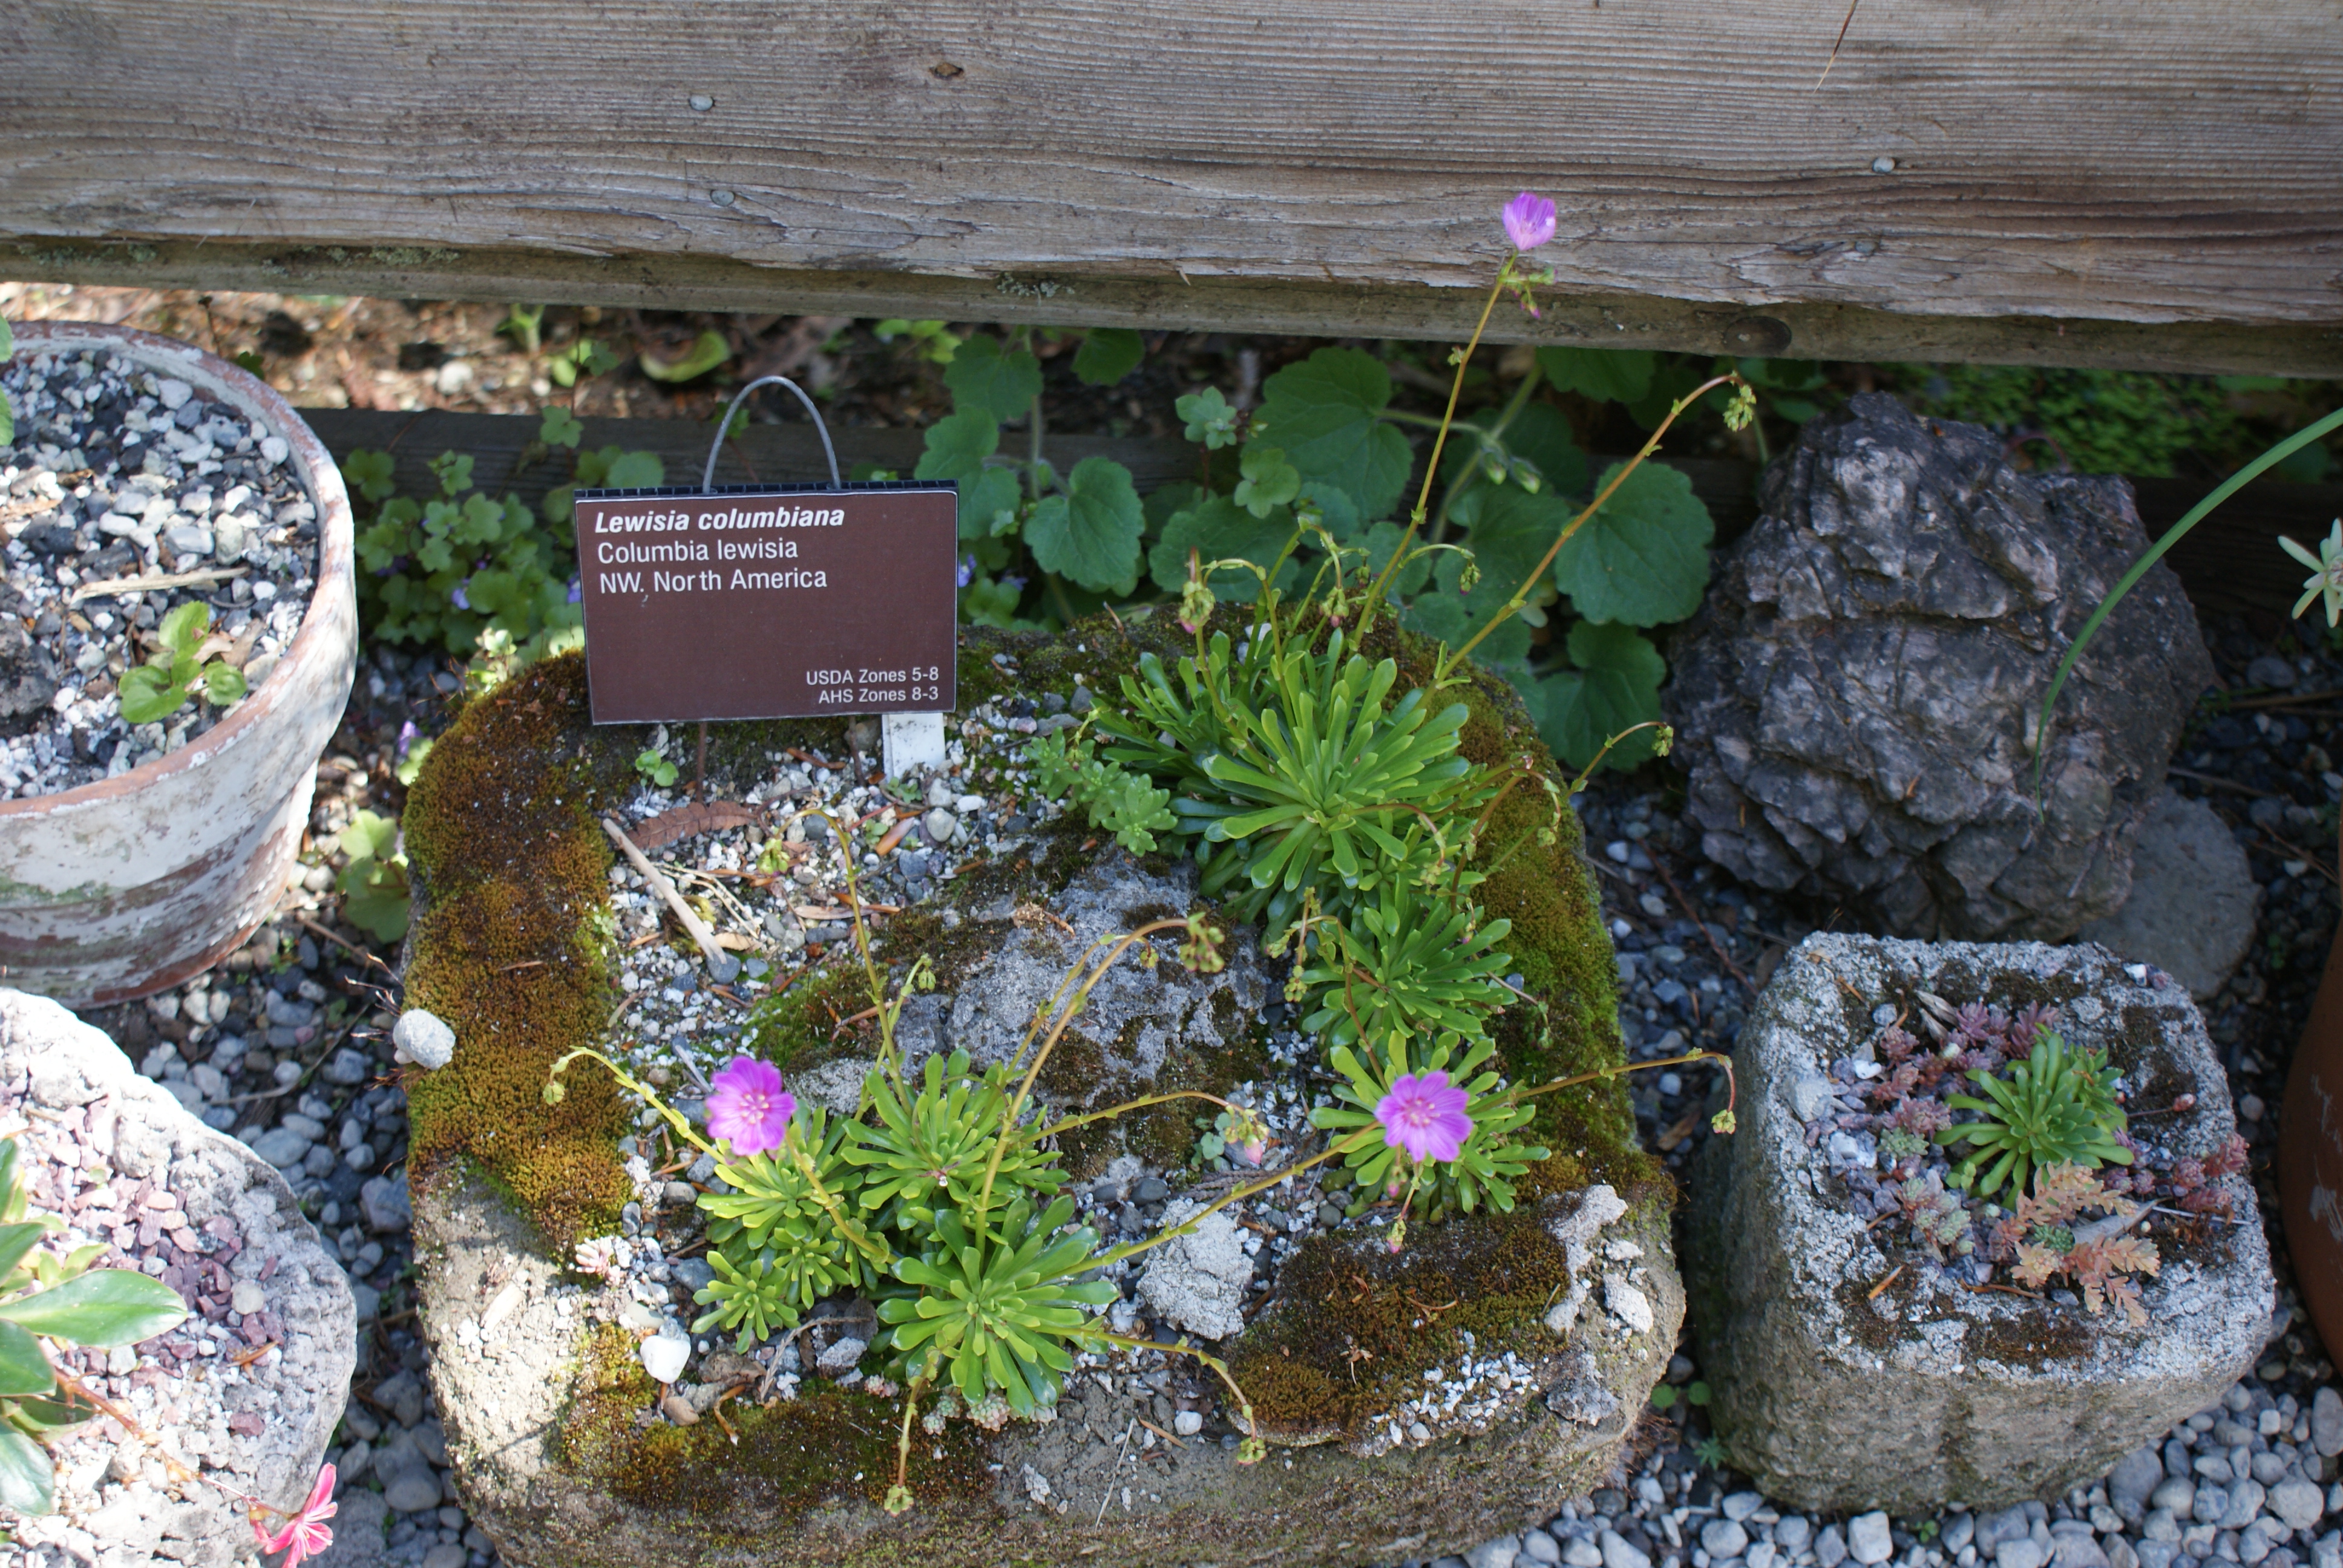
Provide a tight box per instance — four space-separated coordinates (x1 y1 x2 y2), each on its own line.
1688 934 2274 1515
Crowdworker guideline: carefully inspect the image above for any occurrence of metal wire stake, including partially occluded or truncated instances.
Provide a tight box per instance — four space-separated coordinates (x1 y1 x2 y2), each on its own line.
703 374 842 492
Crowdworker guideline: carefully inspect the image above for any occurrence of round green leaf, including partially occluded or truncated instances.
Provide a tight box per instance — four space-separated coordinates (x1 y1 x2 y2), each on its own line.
1147 495 1299 603
1439 483 1576 616
0 1267 188 1347
914 411 999 484
1551 461 1712 627
1070 328 1145 388
0 1321 54 1399
943 336 1043 425
1024 457 1142 595
0 1426 51 1516
1535 347 1655 404
117 667 185 728
1533 621 1666 771
1254 348 1412 521
602 451 665 490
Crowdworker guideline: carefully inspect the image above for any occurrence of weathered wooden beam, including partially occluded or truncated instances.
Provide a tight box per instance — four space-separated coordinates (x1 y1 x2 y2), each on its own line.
5 1 2340 375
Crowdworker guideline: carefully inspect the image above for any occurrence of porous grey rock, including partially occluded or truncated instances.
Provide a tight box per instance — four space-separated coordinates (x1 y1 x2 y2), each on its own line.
393 1007 456 1068
0 990 353 1567
1668 394 2212 942
419 1163 1682 1568
937 852 1270 1102
1688 933 2273 1514
1138 1197 1254 1339
2077 789 2259 1000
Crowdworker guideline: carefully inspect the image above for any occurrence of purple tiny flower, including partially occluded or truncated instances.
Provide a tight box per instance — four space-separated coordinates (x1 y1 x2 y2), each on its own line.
450 581 471 610
396 719 419 759
1375 1070 1473 1165
568 577 583 604
1502 191 1557 253
706 1054 796 1155
957 555 975 589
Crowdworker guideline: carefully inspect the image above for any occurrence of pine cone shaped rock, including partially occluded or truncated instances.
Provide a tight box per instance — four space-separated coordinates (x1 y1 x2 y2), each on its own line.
1666 394 2212 940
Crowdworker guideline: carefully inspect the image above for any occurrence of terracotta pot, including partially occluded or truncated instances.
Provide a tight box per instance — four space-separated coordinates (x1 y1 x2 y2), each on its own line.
0 321 355 1006
2278 824 2343 1359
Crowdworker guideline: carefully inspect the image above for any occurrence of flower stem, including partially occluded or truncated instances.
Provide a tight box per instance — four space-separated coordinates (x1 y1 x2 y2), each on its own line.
1359 262 1514 630
1439 371 1747 678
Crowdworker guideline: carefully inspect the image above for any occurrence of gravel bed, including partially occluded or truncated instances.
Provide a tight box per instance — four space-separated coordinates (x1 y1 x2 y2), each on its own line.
0 346 320 795
25 600 2340 1568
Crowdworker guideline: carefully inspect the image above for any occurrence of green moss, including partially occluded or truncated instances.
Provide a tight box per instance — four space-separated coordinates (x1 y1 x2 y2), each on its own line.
401 654 636 1252
1231 1205 1577 1441
612 1386 989 1519
739 960 885 1073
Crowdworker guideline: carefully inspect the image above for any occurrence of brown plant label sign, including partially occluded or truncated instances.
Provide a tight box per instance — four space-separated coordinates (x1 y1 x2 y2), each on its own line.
571 485 958 723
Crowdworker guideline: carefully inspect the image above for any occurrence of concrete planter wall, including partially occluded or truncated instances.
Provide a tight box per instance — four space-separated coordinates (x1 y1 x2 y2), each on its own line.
1 321 355 1006
1689 934 2273 1515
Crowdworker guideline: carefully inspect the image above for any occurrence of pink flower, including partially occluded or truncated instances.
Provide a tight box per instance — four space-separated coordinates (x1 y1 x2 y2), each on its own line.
1502 191 1557 253
707 1055 796 1155
252 1463 336 1568
1375 1071 1473 1165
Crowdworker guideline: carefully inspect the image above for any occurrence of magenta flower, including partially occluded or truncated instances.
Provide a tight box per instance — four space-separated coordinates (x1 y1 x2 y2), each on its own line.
251 1463 336 1568
1375 1070 1473 1165
1502 191 1557 253
707 1055 796 1155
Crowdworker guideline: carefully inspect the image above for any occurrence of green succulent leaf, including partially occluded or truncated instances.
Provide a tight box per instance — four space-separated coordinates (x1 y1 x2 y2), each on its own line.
0 1426 51 1516
1024 457 1143 595
1253 348 1412 521
1551 460 1712 627
1533 622 1667 771
1935 1031 2130 1200
1071 328 1145 387
0 1322 54 1400
945 336 1044 425
0 1268 188 1347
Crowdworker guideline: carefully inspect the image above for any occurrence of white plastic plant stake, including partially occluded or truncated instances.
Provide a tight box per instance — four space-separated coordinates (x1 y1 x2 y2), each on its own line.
882 711 948 778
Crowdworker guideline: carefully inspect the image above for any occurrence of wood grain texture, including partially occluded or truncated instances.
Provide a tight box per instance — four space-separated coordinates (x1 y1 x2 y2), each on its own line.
4 2 2341 370
296 408 2343 619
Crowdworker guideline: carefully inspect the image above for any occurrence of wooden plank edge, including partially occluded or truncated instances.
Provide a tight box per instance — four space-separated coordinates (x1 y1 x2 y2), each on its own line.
12 238 2343 378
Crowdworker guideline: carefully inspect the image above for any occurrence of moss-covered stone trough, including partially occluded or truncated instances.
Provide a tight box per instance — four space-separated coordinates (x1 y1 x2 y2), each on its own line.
401 610 1680 1567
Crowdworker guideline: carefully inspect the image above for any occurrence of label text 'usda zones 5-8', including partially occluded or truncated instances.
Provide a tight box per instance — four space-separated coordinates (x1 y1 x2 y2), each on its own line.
571 486 958 724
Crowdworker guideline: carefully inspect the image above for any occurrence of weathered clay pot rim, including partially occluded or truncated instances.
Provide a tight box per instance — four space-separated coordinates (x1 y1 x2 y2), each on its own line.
2 319 353 820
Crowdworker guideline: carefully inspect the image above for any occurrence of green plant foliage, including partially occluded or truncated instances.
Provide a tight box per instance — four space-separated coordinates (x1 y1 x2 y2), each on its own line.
1901 364 2242 477
1024 457 1144 594
638 329 731 384
841 1050 1068 1227
1533 621 1668 771
912 411 1024 541
118 603 246 726
1535 347 1655 403
634 748 678 789
1099 630 1481 935
1550 461 1712 627
879 1196 1113 1417
1232 445 1302 518
1936 1031 2131 1200
944 336 1044 425
1297 879 1515 1050
335 808 412 944
874 319 963 364
1311 1030 1545 1217
1252 348 1414 521
1176 387 1240 449
1146 496 1300 603
1071 328 1145 387
1022 733 1178 854
0 1137 187 1514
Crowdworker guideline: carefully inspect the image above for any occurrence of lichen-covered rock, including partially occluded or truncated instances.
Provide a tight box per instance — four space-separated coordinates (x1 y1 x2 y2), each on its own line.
0 990 354 1567
1687 934 2273 1514
418 1167 1681 1568
1667 394 2213 941
403 621 1665 1567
